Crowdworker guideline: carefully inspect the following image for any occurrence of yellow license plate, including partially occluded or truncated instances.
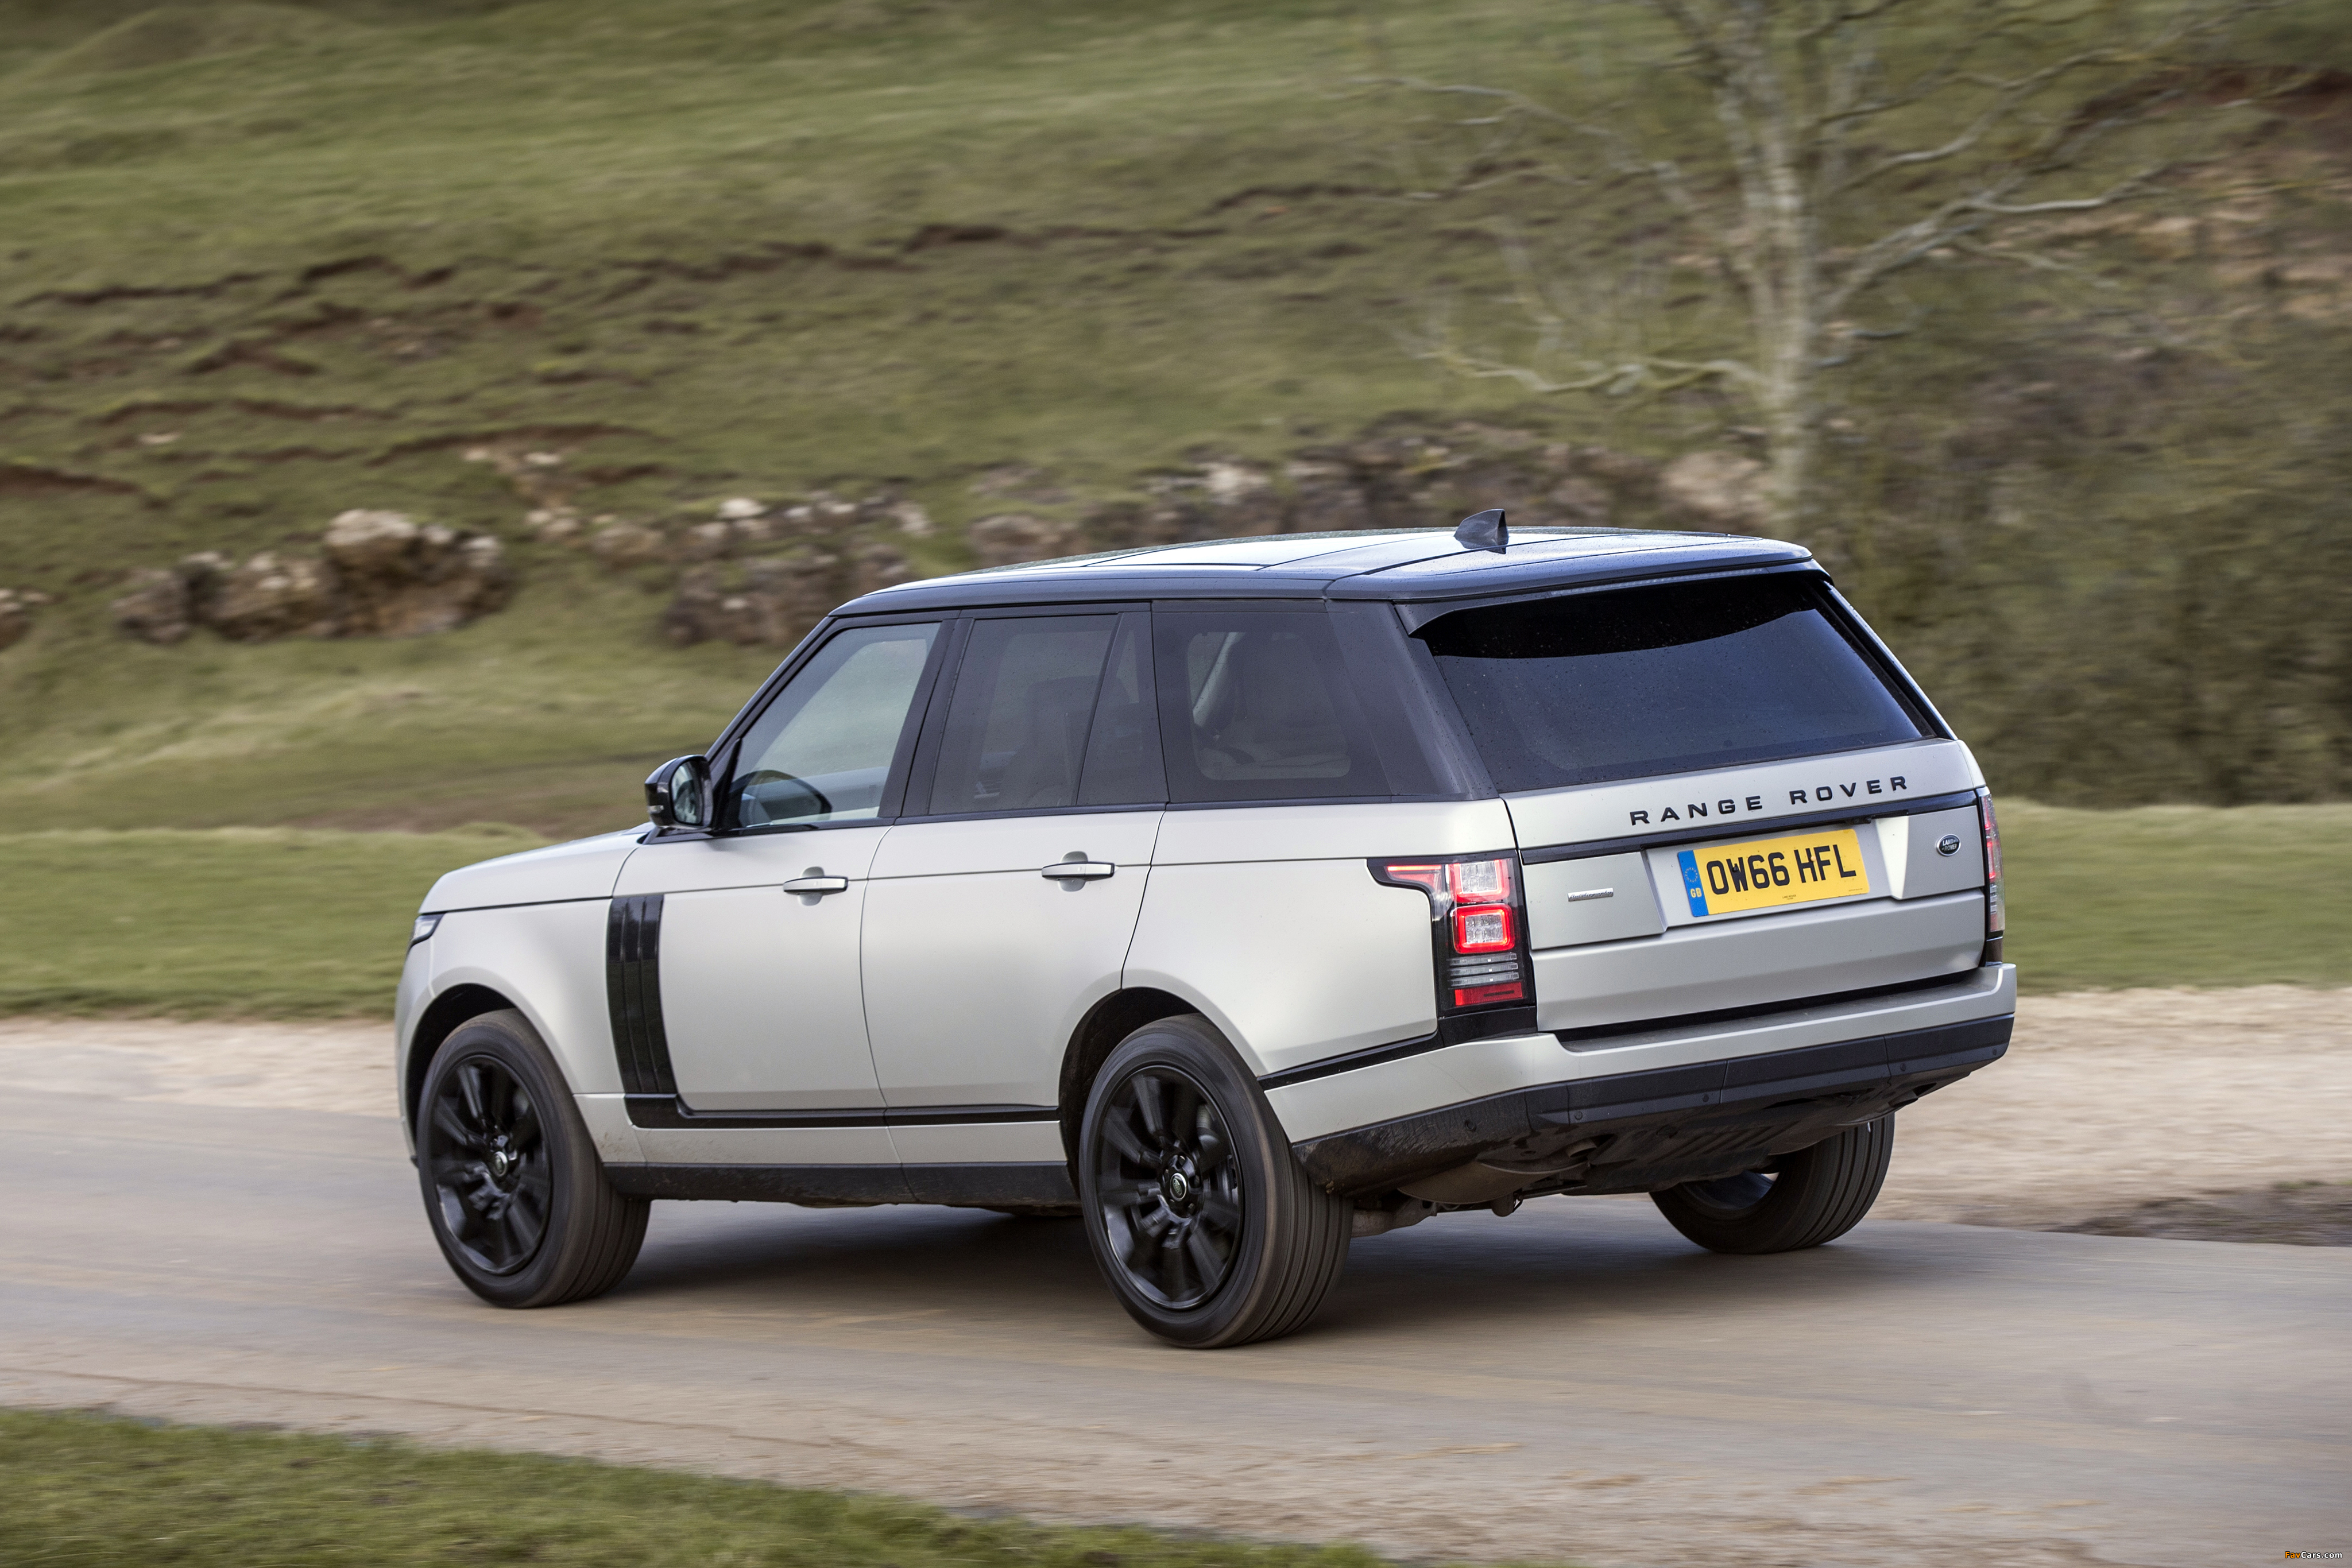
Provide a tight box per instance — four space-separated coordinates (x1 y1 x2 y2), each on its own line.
1676 828 1871 917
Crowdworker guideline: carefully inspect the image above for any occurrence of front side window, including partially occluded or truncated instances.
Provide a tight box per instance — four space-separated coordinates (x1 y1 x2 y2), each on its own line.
1419 576 1929 792
729 621 940 828
927 614 1171 815
1152 609 1390 803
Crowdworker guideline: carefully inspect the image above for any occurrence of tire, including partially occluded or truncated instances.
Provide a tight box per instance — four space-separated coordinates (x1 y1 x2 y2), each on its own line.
416 1009 649 1308
1077 1015 1351 1349
1650 1117 1895 1256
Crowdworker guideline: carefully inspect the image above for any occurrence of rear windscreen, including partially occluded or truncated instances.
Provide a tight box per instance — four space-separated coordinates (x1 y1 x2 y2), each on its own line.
1418 576 1931 792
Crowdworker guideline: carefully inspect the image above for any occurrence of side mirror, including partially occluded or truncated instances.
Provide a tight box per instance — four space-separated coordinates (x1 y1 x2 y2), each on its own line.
644 754 713 832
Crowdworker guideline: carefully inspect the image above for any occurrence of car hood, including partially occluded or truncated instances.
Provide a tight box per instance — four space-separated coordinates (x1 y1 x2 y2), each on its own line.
420 826 647 912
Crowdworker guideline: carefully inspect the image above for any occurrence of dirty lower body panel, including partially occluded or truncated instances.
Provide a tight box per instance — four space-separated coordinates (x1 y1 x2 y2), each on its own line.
1293 1014 2011 1199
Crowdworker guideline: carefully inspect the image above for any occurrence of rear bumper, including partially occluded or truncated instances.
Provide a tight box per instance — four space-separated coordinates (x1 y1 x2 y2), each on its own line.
1278 964 2013 1197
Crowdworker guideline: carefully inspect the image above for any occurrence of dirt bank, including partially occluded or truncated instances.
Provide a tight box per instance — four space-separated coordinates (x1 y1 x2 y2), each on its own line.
1872 985 2352 1237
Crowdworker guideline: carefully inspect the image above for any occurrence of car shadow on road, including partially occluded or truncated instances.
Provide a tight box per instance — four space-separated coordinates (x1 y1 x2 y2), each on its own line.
608 1194 1935 1344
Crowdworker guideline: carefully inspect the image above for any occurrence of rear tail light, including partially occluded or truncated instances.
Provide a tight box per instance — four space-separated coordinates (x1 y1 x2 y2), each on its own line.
1976 788 2005 961
1453 905 1515 953
1372 854 1528 1011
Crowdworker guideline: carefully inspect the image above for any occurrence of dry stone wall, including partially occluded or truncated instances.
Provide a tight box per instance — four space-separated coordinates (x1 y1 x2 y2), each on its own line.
109 510 514 645
81 420 1755 656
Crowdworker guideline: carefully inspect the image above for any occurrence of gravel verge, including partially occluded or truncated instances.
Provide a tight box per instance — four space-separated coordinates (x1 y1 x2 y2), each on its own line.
3 984 2345 1241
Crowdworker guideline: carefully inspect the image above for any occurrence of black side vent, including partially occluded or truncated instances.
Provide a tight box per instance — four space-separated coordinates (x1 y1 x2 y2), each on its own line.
606 894 678 1095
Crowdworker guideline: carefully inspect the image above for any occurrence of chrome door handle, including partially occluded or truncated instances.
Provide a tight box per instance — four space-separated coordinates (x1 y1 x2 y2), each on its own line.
1040 861 1116 881
782 875 849 895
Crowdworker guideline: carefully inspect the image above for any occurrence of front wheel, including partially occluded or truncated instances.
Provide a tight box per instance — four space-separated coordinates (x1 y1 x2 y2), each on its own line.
1651 1117 1894 1255
1078 1015 1350 1348
416 1009 648 1307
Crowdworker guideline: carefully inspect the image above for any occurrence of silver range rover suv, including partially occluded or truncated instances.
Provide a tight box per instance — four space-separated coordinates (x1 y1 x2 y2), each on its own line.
398 517 2011 1348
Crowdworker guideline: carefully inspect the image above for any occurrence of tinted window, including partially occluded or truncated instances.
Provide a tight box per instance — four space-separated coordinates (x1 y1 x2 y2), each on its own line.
730 622 939 828
1419 576 1928 791
928 615 1121 815
1154 609 1390 803
1077 615 1164 807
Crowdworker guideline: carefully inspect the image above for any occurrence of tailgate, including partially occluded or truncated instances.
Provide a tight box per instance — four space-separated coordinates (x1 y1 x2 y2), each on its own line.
1508 750 1990 1033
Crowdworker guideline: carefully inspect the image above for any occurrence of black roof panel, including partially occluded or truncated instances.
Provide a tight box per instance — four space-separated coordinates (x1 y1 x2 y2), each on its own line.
848 527 1815 614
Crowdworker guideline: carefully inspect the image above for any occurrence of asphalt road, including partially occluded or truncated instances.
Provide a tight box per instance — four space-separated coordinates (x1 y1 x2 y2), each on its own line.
3 1089 2345 1568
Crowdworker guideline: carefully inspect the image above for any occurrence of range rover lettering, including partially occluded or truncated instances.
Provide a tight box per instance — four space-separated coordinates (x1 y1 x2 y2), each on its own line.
399 514 2011 1348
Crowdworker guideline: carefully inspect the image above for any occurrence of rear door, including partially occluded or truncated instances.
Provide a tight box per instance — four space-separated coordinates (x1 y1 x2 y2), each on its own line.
1120 602 1499 1081
860 608 1163 1168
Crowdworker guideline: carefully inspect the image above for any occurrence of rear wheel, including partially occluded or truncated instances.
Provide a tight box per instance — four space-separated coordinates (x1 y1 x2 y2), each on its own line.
1078 1015 1349 1348
1651 1117 1894 1255
416 1009 648 1307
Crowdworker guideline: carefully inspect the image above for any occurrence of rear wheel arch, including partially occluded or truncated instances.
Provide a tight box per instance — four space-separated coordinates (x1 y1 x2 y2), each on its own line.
1058 987 1199 1166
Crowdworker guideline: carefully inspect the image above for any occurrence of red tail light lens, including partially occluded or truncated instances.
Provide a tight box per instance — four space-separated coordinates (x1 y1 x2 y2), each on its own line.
1376 862 1446 900
1370 857 1514 914
1453 904 1515 953
1371 853 1527 1011
1447 858 1512 904
1976 788 2005 939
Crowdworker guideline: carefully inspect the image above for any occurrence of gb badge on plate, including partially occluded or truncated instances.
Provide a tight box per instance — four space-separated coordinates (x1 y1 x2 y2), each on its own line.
1676 828 1870 917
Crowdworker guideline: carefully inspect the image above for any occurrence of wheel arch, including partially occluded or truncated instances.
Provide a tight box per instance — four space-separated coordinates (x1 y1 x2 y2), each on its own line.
403 982 521 1134
1057 986 1200 1165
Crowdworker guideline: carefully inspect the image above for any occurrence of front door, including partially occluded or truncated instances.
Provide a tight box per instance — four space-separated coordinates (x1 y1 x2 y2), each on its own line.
614 618 944 1116
862 610 1163 1166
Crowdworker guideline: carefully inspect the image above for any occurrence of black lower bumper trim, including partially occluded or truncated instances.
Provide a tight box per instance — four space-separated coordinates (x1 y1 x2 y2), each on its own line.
1292 1013 2011 1197
602 1161 1077 1209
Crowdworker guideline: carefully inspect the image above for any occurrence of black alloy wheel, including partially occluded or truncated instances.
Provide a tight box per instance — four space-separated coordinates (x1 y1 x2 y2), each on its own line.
424 1051 553 1276
1092 1065 1245 1310
415 1009 648 1308
1078 1015 1351 1349
1670 1170 1775 1224
1650 1117 1895 1255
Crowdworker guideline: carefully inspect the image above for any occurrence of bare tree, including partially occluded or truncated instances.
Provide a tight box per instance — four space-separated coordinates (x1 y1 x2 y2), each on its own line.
1380 0 2281 534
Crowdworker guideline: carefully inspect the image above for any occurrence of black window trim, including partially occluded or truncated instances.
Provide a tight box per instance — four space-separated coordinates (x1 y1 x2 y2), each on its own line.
681 566 1943 837
703 610 960 840
1818 582 1954 742
897 602 1158 826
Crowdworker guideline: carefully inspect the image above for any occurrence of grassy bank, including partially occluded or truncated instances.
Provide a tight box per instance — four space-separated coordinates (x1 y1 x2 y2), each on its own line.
0 1407 1439 1568
1997 802 2352 993
2 804 2343 1019
0 0 2346 826
0 825 543 1016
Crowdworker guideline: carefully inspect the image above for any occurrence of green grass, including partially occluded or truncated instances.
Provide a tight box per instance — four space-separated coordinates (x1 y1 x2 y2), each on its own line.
0 0 2343 827
0 825 544 1016
1999 803 2352 993
0 555 776 838
0 1407 1469 1568
0 0 1593 833
2 804 2342 1019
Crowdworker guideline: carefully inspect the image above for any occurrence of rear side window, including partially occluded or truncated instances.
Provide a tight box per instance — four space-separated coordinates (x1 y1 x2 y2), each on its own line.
1154 609 1391 803
926 612 1166 814
1418 576 1929 791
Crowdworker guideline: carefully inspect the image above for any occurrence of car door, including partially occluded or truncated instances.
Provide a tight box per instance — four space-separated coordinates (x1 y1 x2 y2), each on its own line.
613 618 946 1133
861 608 1163 1169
